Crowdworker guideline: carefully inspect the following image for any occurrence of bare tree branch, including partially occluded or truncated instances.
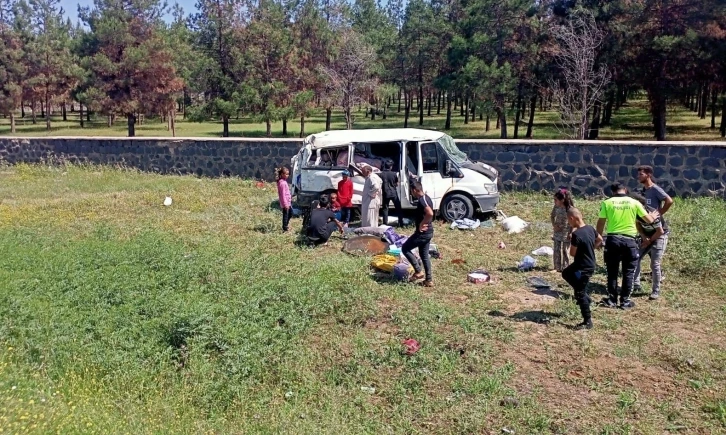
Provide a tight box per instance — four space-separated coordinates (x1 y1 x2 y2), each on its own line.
318 30 378 129
549 11 611 140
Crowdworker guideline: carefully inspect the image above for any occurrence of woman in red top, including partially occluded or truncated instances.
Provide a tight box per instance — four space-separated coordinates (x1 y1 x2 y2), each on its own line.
337 170 354 227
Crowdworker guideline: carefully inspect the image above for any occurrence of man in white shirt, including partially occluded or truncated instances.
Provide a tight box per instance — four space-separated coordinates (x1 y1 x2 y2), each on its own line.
361 165 382 227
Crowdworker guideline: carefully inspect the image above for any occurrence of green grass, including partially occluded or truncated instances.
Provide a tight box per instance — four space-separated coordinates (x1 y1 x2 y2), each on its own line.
1 164 726 433
1 99 724 141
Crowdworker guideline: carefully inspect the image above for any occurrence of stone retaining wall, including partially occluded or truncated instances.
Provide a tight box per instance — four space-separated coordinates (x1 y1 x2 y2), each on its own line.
1 137 724 198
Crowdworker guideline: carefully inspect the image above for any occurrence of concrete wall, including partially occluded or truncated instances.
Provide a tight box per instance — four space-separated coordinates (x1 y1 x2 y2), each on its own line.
1 137 725 198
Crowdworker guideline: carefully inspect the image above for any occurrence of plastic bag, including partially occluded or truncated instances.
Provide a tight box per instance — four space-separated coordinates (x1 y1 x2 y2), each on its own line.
532 246 554 256
518 255 537 271
450 218 481 230
501 216 528 234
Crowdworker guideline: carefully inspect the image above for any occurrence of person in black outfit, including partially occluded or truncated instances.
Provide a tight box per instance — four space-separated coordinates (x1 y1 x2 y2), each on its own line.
379 160 402 227
306 195 343 246
561 208 603 330
402 182 435 287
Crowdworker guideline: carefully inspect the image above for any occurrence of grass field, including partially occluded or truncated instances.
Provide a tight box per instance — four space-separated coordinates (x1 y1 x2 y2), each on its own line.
1 164 726 434
2 99 725 141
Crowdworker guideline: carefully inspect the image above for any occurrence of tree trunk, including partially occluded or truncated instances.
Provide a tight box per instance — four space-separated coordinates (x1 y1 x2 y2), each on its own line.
40 100 45 119
427 92 432 117
87 110 91 122
459 96 464 117
539 94 544 112
10 113 15 134
418 81 424 126
700 85 708 119
444 92 452 130
404 93 411 128
710 89 717 129
615 83 623 110
45 91 51 130
107 115 112 127
62 102 67 121
690 88 697 111
651 94 667 141
464 98 469 124
382 105 387 120
300 116 305 138
397 88 402 113
603 90 614 126
471 103 476 123
497 106 507 139
282 118 288 135
127 113 136 137
720 96 726 138
697 84 703 114
183 89 188 119
222 115 229 137
526 95 536 139
436 91 441 115
79 104 84 128
589 100 602 140
21 100 25 118
267 119 273 137
513 95 522 139
326 108 332 130
170 110 176 137
70 103 74 113
485 114 490 132
496 115 500 129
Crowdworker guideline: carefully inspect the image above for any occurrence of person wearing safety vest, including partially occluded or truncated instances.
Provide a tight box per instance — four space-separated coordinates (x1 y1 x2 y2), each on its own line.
596 182 660 310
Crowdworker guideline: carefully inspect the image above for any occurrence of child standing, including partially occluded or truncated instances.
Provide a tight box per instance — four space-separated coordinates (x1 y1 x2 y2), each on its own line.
562 208 603 329
551 188 574 272
276 167 292 232
337 170 354 227
330 192 342 221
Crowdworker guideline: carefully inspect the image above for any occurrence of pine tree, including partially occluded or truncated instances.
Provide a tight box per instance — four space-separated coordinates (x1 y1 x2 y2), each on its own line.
26 0 79 130
187 0 245 137
79 0 183 137
0 0 25 133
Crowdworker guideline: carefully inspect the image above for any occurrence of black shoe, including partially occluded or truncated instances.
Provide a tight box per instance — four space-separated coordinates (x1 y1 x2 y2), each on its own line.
632 284 642 293
575 320 593 330
619 299 636 310
649 291 660 300
600 297 618 308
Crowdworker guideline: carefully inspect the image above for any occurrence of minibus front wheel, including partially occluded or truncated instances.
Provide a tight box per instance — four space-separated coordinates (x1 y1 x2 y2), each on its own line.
440 193 475 222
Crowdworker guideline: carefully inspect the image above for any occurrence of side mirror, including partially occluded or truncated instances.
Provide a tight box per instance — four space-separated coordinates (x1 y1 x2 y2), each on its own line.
446 160 453 175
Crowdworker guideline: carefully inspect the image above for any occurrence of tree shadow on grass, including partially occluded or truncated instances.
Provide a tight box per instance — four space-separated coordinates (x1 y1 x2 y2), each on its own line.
488 309 562 325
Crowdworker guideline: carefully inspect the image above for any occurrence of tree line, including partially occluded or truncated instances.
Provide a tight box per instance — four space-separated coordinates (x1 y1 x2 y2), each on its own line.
1 0 725 139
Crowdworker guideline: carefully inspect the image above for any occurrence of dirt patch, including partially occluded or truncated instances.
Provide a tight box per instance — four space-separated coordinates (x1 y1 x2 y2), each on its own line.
363 297 401 339
498 286 564 309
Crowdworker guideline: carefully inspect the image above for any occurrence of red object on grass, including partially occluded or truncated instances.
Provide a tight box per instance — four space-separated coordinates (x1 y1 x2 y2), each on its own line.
402 338 420 355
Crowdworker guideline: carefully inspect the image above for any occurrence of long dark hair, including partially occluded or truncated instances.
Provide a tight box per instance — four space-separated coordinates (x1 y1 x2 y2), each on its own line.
554 187 574 211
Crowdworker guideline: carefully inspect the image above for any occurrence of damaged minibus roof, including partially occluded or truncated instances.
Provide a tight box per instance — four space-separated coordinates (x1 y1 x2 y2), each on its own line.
305 128 446 149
